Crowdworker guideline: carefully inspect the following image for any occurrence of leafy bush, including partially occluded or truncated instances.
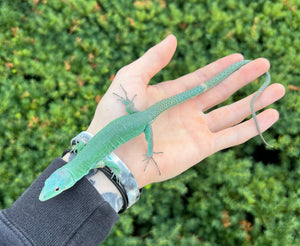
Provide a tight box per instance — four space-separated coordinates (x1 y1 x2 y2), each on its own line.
0 0 299 245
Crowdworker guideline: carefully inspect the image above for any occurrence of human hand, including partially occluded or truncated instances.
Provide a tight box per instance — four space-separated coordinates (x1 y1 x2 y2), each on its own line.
87 35 285 188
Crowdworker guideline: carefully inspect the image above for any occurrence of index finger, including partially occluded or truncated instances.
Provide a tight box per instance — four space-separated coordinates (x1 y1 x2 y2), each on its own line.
155 54 244 99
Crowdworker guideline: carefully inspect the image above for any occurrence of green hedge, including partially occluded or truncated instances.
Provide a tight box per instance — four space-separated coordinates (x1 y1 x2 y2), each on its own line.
0 0 299 245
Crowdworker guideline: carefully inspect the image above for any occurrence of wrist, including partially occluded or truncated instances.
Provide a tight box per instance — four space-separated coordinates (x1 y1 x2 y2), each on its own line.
113 148 150 188
86 126 149 188
68 131 141 213
85 169 124 213
61 151 124 213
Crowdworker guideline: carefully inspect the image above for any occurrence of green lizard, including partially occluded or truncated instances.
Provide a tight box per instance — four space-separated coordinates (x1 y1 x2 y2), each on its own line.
39 59 271 201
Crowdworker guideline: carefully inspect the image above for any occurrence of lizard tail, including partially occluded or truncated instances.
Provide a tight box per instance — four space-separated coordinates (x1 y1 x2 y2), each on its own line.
250 72 273 148
147 60 252 117
146 59 272 147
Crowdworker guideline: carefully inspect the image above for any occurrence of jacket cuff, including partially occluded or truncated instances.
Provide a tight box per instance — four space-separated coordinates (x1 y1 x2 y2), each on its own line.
3 158 119 245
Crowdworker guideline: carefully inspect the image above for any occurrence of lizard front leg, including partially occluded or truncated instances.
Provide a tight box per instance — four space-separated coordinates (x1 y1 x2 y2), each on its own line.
113 84 139 114
71 141 85 154
93 158 121 180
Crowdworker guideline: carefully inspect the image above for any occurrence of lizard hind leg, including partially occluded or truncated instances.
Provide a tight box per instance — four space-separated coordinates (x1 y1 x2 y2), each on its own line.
143 124 163 175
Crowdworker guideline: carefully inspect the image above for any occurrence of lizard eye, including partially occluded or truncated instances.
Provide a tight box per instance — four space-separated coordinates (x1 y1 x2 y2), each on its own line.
55 187 60 192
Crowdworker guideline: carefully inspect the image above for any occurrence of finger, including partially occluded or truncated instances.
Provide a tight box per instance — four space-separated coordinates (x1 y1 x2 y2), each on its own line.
199 58 271 111
213 108 279 151
206 83 285 132
116 34 177 85
156 53 244 98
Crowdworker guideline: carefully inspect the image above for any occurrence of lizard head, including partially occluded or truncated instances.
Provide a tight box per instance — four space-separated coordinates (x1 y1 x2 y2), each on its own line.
39 168 75 202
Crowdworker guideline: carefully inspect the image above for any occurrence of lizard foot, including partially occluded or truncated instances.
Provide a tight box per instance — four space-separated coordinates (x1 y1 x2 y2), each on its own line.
105 162 121 182
110 167 121 181
94 159 121 182
113 84 139 114
143 152 163 176
113 84 137 106
71 141 85 154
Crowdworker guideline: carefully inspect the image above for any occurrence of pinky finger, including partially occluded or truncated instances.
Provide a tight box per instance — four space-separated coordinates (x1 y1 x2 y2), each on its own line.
213 108 279 152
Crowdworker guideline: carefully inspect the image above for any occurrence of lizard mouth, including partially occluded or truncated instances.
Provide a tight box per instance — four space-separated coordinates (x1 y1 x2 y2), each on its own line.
38 187 49 202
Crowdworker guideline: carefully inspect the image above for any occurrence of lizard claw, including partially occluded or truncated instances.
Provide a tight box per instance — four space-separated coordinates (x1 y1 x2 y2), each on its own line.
114 84 139 114
143 152 163 176
113 84 136 106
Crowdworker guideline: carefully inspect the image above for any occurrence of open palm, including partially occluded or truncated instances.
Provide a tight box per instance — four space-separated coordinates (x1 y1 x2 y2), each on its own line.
87 35 285 188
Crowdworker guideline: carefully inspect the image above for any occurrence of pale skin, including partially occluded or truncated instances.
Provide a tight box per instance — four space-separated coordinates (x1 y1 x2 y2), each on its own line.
87 35 285 188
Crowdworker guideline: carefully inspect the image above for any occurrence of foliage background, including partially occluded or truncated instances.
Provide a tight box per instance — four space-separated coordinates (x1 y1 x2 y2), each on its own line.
0 0 299 245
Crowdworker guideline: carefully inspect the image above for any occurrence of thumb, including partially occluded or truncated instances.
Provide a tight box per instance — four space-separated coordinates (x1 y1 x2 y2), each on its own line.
124 34 177 84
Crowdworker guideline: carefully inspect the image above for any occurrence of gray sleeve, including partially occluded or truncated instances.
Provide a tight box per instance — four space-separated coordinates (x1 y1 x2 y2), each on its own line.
0 157 119 246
